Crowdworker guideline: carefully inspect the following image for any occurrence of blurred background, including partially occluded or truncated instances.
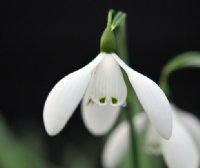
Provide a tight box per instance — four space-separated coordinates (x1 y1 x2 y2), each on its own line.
0 0 200 167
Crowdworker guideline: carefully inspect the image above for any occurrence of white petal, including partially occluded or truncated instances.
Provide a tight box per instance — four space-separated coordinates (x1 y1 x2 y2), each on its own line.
133 112 147 133
145 125 162 155
161 120 199 168
88 53 127 106
102 122 129 168
113 54 172 139
81 92 120 135
177 110 200 154
43 54 104 136
134 113 162 154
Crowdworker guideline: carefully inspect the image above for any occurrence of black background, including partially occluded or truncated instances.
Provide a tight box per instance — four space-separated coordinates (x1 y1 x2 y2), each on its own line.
1 0 200 167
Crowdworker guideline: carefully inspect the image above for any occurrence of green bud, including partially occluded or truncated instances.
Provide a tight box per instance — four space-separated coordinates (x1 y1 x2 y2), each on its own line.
100 28 116 53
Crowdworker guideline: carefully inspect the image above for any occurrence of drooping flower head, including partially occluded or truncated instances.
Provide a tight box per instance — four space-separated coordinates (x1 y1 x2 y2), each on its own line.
102 105 200 168
43 11 172 139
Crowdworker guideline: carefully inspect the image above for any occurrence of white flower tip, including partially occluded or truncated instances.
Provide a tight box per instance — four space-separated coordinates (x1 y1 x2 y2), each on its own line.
162 106 173 139
43 113 64 136
148 103 173 140
44 125 59 136
160 126 172 140
85 125 110 136
81 100 120 136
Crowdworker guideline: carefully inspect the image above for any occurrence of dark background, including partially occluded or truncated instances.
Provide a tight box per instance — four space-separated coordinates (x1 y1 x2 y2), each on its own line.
0 0 200 167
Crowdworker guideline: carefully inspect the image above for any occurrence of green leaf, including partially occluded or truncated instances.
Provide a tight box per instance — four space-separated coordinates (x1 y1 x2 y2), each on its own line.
111 12 126 31
107 9 115 29
0 116 57 168
162 51 200 72
62 140 100 168
159 51 200 96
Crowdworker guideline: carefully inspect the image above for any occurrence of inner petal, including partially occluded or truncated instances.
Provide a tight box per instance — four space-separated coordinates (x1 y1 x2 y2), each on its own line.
145 125 162 155
87 54 127 106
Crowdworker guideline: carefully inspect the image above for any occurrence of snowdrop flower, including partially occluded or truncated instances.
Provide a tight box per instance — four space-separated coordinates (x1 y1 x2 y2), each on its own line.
43 28 172 138
102 105 200 168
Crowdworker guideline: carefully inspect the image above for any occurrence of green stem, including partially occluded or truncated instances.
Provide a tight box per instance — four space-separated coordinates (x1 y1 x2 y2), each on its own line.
111 12 127 31
116 14 140 168
116 20 129 63
125 107 139 168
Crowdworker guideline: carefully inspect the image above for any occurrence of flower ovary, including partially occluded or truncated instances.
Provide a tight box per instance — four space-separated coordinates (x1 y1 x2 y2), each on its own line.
100 28 116 53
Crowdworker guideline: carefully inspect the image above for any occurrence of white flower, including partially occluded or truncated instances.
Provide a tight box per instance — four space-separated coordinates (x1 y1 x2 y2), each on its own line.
43 53 172 137
102 105 200 168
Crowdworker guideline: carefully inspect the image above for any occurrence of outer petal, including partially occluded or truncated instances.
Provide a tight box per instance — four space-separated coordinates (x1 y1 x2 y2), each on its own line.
177 111 200 154
113 54 172 139
102 122 129 168
43 54 104 136
161 119 199 168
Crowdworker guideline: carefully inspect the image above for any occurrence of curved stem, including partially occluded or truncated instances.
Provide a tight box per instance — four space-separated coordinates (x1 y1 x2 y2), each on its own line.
111 12 126 31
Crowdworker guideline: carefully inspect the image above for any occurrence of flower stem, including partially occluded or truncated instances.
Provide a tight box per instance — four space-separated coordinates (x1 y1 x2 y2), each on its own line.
115 14 141 168
125 106 139 168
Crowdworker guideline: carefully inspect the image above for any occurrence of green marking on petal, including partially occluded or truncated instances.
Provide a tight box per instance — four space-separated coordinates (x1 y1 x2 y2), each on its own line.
111 97 118 104
99 97 106 104
87 98 94 105
151 143 160 149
